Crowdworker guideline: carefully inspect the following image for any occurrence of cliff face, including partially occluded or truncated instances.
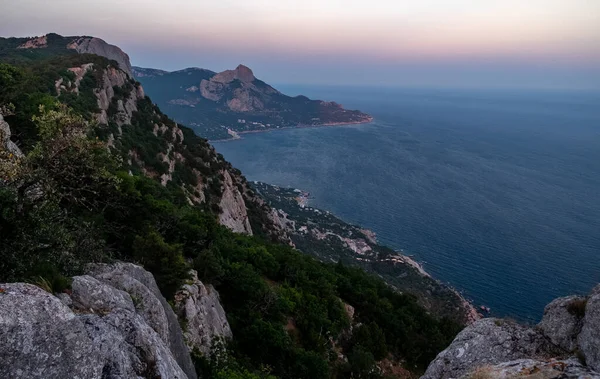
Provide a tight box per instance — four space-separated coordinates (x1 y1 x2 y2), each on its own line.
422 285 600 379
67 36 133 77
58 50 258 236
173 270 233 356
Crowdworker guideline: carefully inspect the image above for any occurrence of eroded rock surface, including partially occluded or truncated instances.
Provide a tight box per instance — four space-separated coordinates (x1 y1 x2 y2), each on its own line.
578 285 600 371
0 263 197 379
422 284 600 379
0 114 23 157
462 358 600 379
219 170 253 235
538 295 586 352
422 318 557 379
68 37 133 77
174 270 232 355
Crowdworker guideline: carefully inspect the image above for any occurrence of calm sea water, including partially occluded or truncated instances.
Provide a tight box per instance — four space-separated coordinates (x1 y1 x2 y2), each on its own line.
212 86 600 322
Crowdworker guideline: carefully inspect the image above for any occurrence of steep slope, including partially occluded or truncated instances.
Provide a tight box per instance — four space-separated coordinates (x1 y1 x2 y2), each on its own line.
0 33 285 239
133 64 373 140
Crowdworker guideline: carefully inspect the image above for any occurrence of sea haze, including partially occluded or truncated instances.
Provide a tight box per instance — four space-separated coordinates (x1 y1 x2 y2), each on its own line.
212 86 600 322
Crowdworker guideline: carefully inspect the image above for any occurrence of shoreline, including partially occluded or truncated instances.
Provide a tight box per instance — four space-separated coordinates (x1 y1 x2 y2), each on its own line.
209 117 374 143
257 181 481 325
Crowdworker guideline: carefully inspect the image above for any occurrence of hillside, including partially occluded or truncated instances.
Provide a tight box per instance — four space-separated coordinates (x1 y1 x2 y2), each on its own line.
254 182 478 325
133 65 373 140
1 33 460 378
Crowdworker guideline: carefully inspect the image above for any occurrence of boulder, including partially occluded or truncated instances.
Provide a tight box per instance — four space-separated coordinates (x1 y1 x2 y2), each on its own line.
579 285 600 371
421 318 557 379
538 295 586 352
0 114 23 157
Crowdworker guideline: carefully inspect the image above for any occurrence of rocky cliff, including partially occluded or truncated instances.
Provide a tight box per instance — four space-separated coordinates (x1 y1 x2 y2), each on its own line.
67 36 133 77
51 43 261 236
422 284 600 379
0 263 232 379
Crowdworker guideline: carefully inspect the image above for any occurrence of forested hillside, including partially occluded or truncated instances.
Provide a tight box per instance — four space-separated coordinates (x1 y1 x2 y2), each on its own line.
1 34 461 378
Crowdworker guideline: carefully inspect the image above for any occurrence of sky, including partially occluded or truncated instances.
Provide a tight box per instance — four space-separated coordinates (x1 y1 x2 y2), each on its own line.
1 0 599 89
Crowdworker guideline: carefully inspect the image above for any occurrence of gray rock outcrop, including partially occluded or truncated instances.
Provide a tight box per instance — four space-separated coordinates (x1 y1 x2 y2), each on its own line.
0 263 198 379
94 66 144 126
578 285 600 371
88 262 197 378
538 295 586 352
68 37 133 77
199 64 279 112
173 270 233 355
0 114 23 157
219 170 253 235
422 318 557 379
0 283 106 379
422 284 600 379
464 358 600 379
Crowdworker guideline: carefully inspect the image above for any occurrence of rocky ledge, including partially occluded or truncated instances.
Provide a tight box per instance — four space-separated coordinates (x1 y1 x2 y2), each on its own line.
422 284 600 379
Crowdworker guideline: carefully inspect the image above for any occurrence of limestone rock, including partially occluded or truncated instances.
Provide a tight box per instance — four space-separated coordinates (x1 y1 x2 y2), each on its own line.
173 270 232 355
199 64 279 112
0 264 198 379
579 285 600 371
463 358 600 379
0 283 104 379
70 275 135 313
94 66 142 126
219 170 253 235
212 64 256 84
68 37 133 77
88 262 197 379
0 114 23 157
538 295 586 352
421 318 557 379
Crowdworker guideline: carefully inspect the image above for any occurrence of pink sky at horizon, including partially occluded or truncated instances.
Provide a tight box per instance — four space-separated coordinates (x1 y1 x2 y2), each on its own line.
1 0 599 88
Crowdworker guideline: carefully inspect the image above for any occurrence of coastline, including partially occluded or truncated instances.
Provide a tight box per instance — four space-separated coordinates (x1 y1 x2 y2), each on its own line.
255 181 481 325
209 117 374 143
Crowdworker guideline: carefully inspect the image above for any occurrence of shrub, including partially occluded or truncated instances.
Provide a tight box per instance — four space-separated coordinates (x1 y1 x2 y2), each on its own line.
132 231 190 299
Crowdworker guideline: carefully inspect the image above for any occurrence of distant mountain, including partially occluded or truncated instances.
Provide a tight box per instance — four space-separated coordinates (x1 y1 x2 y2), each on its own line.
133 64 372 139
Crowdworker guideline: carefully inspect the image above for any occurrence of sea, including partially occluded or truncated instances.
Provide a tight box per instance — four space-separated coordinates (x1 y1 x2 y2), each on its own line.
212 85 600 322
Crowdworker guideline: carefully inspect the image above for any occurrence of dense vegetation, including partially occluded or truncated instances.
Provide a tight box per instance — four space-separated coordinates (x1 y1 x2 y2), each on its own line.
0 51 459 378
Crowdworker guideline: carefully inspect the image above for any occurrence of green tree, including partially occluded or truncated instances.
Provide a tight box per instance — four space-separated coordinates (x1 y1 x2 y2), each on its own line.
132 230 190 299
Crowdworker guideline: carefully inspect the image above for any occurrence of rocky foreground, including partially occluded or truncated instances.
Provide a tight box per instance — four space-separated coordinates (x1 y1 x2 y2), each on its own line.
0 263 231 379
0 261 598 378
422 285 600 379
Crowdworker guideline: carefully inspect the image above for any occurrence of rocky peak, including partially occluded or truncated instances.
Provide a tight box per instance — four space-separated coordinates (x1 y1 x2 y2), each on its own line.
212 64 255 84
67 36 133 77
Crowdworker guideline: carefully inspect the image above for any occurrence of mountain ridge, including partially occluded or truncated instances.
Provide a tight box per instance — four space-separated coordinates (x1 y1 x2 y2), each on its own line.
132 63 373 140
